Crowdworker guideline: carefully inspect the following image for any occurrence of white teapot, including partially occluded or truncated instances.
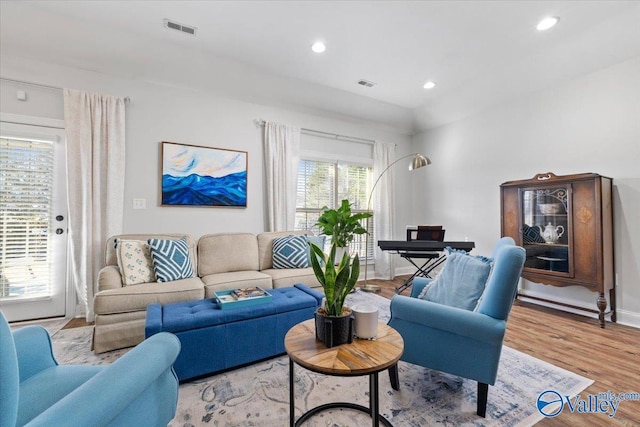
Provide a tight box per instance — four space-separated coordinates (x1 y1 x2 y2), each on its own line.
538 222 564 244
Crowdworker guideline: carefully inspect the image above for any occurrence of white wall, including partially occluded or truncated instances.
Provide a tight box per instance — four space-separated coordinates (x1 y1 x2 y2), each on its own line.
0 55 413 263
412 56 640 327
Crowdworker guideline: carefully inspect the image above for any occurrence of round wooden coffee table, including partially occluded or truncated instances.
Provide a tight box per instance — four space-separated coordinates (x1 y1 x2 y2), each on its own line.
285 319 404 427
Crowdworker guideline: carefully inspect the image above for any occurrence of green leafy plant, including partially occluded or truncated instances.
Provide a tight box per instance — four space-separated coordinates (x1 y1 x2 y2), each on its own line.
309 200 372 316
315 199 371 248
308 244 360 316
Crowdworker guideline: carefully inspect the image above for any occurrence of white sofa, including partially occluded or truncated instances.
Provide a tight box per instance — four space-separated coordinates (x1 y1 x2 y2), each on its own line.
93 230 322 353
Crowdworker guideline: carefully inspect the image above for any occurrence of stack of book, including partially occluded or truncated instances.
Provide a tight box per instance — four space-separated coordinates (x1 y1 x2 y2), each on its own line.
214 286 272 310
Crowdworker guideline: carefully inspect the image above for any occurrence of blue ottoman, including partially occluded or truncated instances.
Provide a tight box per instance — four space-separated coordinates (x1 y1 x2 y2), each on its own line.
145 283 323 381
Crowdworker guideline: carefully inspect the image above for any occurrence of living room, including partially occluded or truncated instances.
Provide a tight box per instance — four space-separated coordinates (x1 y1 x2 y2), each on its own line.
1 1 639 426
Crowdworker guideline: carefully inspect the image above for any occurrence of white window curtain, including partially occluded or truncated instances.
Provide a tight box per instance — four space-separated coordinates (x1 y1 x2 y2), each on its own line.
63 89 126 321
263 121 300 231
373 141 396 279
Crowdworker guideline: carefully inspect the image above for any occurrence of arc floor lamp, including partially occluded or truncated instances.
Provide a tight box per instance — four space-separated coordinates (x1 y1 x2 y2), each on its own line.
362 152 431 291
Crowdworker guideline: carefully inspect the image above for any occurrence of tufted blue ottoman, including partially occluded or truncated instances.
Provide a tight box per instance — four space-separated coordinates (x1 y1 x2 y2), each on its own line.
145 283 323 381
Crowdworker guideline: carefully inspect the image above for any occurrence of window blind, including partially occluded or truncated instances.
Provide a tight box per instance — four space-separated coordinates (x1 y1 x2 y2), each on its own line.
0 138 54 298
295 159 373 259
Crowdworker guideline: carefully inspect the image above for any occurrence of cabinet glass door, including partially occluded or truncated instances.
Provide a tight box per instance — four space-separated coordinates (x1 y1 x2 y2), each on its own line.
520 186 571 276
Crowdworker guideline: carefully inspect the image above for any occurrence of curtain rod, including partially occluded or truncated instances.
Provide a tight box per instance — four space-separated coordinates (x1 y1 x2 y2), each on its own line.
255 119 375 146
1 77 131 103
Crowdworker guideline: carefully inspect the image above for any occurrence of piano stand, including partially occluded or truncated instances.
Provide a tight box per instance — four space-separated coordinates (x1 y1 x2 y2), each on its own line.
396 252 446 294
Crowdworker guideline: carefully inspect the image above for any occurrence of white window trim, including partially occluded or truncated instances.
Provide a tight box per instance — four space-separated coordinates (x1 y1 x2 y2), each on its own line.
0 113 64 130
300 149 373 167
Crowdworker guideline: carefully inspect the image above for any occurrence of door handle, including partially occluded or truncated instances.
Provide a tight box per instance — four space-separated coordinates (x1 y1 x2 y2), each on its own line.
56 215 64 221
55 228 64 235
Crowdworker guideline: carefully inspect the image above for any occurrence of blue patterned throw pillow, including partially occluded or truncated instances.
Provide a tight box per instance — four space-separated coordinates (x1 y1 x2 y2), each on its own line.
147 237 194 282
273 235 310 269
418 247 493 311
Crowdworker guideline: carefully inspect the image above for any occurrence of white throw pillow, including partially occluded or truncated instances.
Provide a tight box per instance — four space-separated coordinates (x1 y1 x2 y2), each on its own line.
115 239 156 286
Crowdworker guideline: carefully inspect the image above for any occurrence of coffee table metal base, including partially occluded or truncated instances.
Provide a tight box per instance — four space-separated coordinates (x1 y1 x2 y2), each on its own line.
289 359 392 427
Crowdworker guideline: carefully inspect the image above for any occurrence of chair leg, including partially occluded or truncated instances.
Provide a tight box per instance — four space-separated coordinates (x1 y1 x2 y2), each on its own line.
477 382 488 417
389 363 400 390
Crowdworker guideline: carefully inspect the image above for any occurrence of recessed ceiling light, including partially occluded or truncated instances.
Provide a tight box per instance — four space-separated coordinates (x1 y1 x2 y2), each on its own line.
311 41 326 53
423 81 436 90
536 16 559 31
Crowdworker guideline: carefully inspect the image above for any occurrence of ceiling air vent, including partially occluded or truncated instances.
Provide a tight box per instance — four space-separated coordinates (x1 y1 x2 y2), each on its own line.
357 79 376 88
164 19 197 36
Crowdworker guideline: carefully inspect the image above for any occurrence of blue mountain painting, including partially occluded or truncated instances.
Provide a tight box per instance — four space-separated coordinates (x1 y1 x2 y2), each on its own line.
162 171 247 206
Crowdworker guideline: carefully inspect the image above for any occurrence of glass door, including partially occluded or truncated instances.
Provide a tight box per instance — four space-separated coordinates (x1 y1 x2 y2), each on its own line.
0 121 68 321
519 185 572 277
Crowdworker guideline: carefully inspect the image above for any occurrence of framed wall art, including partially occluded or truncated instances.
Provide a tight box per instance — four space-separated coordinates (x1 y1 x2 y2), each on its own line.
161 141 248 207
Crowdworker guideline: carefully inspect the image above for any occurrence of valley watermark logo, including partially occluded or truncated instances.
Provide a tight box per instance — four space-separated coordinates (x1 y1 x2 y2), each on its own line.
537 389 639 418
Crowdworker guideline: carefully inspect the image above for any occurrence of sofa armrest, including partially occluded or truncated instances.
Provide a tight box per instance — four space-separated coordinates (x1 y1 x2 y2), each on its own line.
97 265 124 292
12 326 57 382
389 295 505 345
25 332 181 427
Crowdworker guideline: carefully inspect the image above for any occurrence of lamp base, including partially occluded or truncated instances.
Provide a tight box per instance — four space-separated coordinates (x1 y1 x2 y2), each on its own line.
361 284 381 293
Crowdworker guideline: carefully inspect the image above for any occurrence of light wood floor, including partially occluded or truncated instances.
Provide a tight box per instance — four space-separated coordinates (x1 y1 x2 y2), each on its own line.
365 275 640 426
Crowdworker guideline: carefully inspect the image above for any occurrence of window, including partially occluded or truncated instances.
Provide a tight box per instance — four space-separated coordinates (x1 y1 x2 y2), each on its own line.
295 159 373 258
0 138 54 298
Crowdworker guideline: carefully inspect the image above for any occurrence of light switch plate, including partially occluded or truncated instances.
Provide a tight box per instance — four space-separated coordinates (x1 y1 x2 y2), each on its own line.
133 198 146 209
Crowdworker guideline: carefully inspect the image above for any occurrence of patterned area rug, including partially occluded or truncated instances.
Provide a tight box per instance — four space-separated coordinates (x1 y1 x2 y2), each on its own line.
50 290 592 426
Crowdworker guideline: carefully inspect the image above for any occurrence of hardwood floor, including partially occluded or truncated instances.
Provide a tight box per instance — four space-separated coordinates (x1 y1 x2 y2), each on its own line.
364 275 640 426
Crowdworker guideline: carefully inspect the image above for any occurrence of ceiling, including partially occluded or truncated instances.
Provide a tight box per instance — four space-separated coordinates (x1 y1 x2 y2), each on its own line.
1 1 640 133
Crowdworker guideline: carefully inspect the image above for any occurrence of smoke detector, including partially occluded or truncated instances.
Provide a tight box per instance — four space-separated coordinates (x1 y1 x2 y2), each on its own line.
164 19 197 36
357 79 376 88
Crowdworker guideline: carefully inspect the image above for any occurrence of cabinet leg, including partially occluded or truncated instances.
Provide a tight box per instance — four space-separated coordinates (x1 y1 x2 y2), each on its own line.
596 293 607 328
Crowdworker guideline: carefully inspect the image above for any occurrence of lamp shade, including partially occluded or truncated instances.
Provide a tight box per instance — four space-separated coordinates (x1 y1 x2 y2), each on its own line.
409 154 431 171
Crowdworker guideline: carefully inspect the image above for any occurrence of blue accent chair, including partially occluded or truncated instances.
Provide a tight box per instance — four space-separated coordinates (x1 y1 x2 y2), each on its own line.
387 237 526 417
0 311 181 427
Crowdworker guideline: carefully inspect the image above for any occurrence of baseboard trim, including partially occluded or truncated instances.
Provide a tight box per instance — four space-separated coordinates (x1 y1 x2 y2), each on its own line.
616 309 640 329
517 291 640 329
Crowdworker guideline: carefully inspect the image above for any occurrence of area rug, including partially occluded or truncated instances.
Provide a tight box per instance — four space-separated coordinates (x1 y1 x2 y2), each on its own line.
49 290 593 426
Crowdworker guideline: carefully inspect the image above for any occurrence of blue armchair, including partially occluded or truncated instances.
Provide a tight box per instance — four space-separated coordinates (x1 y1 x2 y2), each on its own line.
0 311 181 427
387 237 525 417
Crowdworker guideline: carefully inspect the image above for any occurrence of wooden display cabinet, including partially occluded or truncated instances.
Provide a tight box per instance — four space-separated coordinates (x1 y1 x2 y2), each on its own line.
500 172 615 328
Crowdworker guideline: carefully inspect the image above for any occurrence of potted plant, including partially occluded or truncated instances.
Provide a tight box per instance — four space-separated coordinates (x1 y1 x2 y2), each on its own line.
308 200 371 347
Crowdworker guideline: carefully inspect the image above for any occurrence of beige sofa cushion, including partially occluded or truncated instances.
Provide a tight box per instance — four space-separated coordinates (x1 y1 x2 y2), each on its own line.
198 233 259 276
201 271 273 298
94 277 204 315
257 230 309 271
261 267 322 289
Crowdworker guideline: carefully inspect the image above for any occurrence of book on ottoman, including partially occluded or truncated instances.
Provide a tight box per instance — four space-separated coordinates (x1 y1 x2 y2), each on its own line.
214 286 272 310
